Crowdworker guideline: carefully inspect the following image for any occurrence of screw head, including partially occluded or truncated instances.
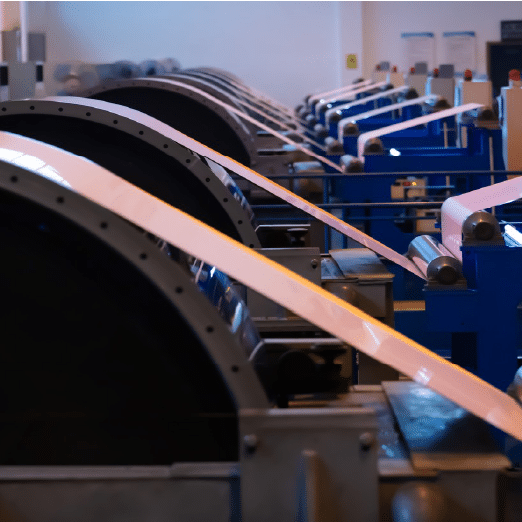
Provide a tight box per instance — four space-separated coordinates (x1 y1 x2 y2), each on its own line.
359 432 375 451
243 434 259 455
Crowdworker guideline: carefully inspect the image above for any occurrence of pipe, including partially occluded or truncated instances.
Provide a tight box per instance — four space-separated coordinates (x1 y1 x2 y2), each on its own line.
19 1 27 62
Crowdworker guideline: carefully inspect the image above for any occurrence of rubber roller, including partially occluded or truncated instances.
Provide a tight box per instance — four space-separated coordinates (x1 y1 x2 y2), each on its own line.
408 235 463 285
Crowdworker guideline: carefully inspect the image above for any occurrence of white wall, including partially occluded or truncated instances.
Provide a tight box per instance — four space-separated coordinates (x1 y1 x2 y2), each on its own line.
361 1 522 78
29 1 364 107
25 1 521 105
339 1 364 86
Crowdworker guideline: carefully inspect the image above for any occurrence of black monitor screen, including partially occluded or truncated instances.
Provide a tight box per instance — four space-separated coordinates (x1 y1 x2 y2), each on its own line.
487 41 522 97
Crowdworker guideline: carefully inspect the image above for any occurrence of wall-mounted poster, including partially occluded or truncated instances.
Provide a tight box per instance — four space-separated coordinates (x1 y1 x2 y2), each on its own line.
401 32 435 72
443 31 476 74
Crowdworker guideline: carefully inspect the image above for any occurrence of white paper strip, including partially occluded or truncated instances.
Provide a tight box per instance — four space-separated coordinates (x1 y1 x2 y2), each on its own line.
441 176 522 259
357 103 484 159
2 131 520 442
315 82 387 115
326 86 409 124
308 79 374 105
212 73 297 119
186 71 302 125
145 79 340 171
223 90 325 151
172 72 317 146
338 95 439 139
350 95 438 122
23 97 422 277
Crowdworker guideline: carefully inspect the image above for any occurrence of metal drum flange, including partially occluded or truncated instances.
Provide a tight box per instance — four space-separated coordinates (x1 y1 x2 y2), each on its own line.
0 96 260 248
0 148 269 466
84 77 257 168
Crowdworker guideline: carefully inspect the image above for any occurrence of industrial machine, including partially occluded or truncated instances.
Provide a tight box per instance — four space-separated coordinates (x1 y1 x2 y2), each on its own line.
0 96 411 389
335 94 448 148
81 75 319 178
322 103 508 252
0 132 521 521
498 69 522 172
0 96 260 247
405 62 429 96
370 62 405 87
426 64 456 106
413 178 522 393
70 67 518 273
322 85 422 138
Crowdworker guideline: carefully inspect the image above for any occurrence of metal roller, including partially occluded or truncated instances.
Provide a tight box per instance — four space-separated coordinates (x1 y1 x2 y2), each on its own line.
342 122 360 136
408 235 463 285
314 123 328 139
341 155 364 173
462 210 502 242
325 136 344 155
398 87 419 101
363 137 384 155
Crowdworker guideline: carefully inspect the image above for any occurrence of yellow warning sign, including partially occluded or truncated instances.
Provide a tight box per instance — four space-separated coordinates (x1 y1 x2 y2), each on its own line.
346 54 357 69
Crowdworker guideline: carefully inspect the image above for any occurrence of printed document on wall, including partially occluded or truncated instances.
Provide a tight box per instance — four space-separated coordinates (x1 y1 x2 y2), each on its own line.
401 32 435 72
443 32 476 74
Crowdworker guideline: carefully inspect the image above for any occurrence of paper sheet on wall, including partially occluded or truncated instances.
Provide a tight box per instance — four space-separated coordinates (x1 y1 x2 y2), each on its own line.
443 32 476 74
401 32 435 72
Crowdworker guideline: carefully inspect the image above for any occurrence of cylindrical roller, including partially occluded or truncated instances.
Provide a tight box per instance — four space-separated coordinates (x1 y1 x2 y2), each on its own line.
462 211 501 242
341 155 364 173
476 106 496 123
305 113 318 126
157 58 181 73
363 137 384 155
139 59 168 76
429 98 451 112
408 235 463 285
329 110 343 123
401 87 419 100
342 122 360 137
110 60 143 79
313 123 328 140
298 106 311 119
325 137 344 155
